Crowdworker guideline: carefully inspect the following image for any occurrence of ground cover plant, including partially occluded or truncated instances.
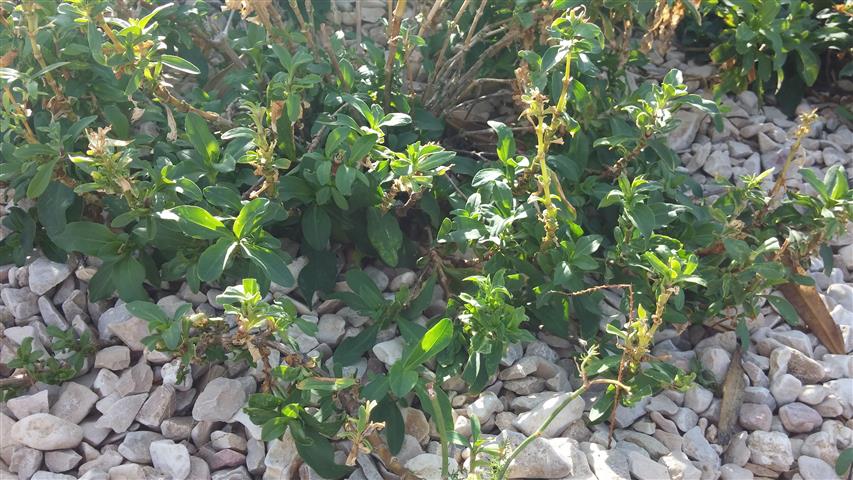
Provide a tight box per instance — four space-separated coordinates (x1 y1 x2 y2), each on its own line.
1 0 852 478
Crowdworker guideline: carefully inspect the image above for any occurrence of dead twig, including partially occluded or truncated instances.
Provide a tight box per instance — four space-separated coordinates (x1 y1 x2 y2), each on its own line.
552 283 636 447
383 0 408 110
425 0 470 100
0 372 33 391
320 24 345 87
403 0 446 92
152 84 233 130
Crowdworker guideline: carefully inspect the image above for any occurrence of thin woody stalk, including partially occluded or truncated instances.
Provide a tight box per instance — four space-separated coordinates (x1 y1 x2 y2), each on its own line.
96 13 124 53
3 85 37 144
425 0 470 100
152 84 233 130
383 0 408 110
494 377 630 479
757 109 818 221
23 0 65 101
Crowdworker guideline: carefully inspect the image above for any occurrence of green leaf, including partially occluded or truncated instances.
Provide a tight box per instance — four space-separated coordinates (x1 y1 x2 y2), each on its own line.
91 256 148 301
87 22 106 65
164 206 228 240
291 424 353 479
243 244 294 288
588 389 615 423
162 319 183 350
378 113 412 128
197 238 237 282
765 295 799 326
629 204 656 237
584 355 621 376
723 238 751 263
389 363 419 397
402 275 436 320
233 198 269 238
135 2 170 25
160 55 201 75
837 448 853 476
204 186 243 211
820 244 833 277
488 121 516 163
366 207 402 266
260 417 289 442
53 222 117 256
373 397 404 454
296 377 357 392
27 159 58 199
102 104 130 139
126 301 169 323
302 205 331 250
185 112 220 164
344 269 385 308
349 134 377 164
404 318 453 369
795 46 819 86
37 182 75 236
333 324 380 366
335 164 356 195
540 44 570 73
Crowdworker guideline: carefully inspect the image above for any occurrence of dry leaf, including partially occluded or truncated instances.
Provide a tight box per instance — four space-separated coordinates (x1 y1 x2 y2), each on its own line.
717 348 745 446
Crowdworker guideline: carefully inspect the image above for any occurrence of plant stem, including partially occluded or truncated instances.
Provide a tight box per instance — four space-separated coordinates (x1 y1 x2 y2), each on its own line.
555 51 572 114
96 13 124 53
494 378 628 479
3 85 37 144
0 372 33 390
152 84 233 130
23 0 66 102
383 0 408 110
428 386 450 478
757 109 818 221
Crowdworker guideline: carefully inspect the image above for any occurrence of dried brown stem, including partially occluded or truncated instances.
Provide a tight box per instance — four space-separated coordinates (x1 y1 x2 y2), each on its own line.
320 23 345 86
403 0 445 91
425 0 470 100
383 0 408 110
436 30 521 114
288 0 316 51
23 1 65 102
190 24 245 69
602 133 651 179
339 391 418 479
757 109 818 222
0 372 34 390
462 0 489 51
152 84 233 130
3 85 37 144
553 283 635 447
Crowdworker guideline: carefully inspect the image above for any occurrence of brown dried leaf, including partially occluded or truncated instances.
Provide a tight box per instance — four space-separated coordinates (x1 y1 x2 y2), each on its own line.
717 348 744 446
779 281 846 354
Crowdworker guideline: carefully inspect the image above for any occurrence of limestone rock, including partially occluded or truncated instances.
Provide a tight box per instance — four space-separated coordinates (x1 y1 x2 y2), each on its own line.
192 377 247 422
10 414 83 450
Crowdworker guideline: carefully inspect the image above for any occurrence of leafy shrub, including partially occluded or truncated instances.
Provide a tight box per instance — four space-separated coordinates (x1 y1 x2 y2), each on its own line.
709 0 820 96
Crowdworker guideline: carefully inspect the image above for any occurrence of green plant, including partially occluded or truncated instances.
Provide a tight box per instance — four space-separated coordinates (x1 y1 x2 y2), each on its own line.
838 447 853 478
441 271 535 393
708 0 820 97
0 327 97 401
